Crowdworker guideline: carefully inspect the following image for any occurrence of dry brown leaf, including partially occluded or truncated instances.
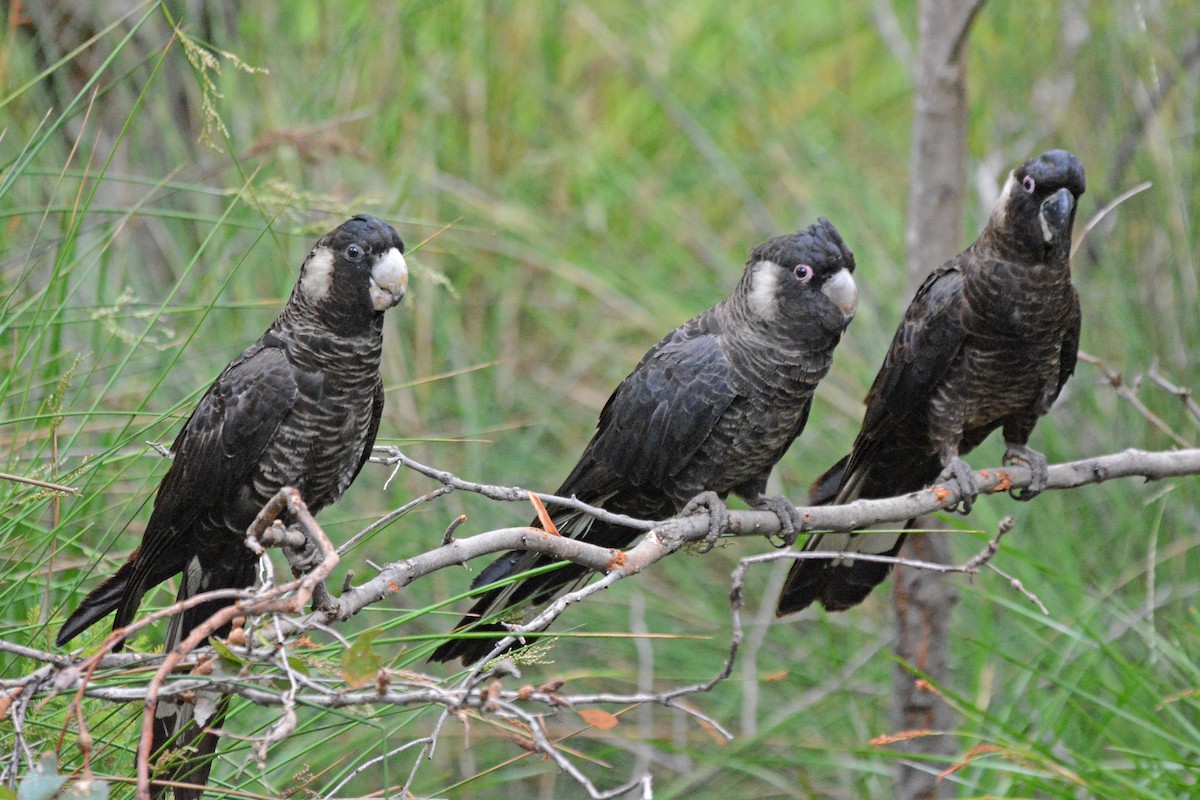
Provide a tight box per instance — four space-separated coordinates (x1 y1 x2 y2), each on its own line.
529 492 561 535
577 708 619 730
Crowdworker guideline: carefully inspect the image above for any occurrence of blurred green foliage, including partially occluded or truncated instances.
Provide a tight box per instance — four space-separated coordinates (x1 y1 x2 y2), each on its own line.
1 1 1198 797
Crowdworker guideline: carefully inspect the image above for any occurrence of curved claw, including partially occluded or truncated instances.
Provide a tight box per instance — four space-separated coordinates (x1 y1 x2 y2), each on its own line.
753 495 799 547
936 457 979 513
1004 444 1048 501
681 491 729 553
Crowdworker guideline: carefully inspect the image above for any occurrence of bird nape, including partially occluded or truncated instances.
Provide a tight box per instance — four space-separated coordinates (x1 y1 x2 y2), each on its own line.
430 217 859 665
776 149 1086 616
56 214 408 799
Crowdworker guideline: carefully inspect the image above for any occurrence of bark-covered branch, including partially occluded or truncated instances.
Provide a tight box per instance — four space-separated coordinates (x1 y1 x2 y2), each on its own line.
7 446 1197 799
18 447 1199 678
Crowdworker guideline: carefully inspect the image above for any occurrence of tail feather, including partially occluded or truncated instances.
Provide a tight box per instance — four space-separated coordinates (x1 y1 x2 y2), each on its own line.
148 556 255 799
807 453 850 506
776 453 907 616
776 526 908 615
428 553 590 664
430 511 630 665
151 694 228 800
56 561 136 647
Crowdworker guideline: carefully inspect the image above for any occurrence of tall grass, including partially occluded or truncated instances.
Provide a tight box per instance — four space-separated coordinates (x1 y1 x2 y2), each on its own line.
2 2 1198 797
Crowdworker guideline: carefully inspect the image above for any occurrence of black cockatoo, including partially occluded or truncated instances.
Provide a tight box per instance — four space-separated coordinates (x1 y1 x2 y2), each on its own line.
433 218 858 664
777 150 1085 615
58 214 408 798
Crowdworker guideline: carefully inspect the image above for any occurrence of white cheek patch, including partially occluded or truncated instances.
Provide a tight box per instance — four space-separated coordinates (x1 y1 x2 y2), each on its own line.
990 171 1016 228
1038 210 1054 242
369 247 409 311
299 246 335 303
748 260 780 319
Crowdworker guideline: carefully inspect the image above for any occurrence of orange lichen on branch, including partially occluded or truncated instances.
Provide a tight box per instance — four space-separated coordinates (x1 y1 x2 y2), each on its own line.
578 708 620 730
991 470 1013 492
0 686 24 721
606 550 628 571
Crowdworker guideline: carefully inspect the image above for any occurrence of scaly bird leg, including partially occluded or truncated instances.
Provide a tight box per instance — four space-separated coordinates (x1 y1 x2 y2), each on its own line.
751 494 799 547
936 456 979 513
681 491 729 553
1003 443 1048 500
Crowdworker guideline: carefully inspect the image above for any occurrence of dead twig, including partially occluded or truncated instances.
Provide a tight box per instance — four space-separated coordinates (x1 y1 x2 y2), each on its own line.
0 471 80 495
1146 360 1200 429
1078 352 1191 447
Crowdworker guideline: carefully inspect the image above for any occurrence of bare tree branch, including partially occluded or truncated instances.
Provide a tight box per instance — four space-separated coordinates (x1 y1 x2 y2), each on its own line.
1079 352 1192 447
0 471 81 495
1146 360 1200 429
8 447 1198 798
17 447 1197 685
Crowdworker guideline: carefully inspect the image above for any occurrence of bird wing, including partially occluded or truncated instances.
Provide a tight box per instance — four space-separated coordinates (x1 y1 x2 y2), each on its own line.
576 320 739 491
837 260 969 499
123 343 309 603
348 375 385 488
1057 286 1081 399
779 261 969 616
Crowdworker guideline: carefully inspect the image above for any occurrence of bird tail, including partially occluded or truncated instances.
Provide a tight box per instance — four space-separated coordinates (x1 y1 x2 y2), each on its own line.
807 453 850 506
148 557 255 799
776 526 908 615
150 694 229 800
429 509 623 665
775 454 907 615
56 560 138 648
428 547 593 665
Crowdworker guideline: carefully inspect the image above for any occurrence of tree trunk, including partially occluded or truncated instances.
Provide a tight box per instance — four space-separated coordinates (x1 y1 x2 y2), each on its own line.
894 2 986 798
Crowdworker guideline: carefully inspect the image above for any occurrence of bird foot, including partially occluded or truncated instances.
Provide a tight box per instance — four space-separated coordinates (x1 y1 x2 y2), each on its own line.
681 491 729 553
936 457 979 513
283 523 323 577
753 494 799 547
1003 444 1048 500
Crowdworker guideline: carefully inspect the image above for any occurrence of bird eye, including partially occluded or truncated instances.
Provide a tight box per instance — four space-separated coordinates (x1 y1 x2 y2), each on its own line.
793 264 814 283
345 244 364 261
1022 175 1036 193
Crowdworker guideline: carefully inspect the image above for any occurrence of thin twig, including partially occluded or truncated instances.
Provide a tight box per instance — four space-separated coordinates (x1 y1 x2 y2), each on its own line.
1146 360 1200 429
1070 181 1153 258
1078 352 1191 447
0 471 80 495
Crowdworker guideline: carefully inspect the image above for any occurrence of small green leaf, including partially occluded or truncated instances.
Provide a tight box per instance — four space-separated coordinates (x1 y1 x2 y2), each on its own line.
341 630 382 688
281 655 311 677
210 638 247 668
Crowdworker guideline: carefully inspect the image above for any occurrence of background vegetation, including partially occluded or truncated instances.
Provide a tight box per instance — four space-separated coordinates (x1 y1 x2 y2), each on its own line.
2 1 1198 797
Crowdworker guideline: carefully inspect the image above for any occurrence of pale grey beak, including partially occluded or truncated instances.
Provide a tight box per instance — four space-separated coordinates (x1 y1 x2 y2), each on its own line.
370 247 409 311
821 267 858 322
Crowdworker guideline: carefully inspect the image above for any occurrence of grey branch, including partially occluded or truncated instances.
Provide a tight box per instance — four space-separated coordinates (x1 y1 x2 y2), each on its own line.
21 446 1195 677
330 446 1200 637
7 446 1198 799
